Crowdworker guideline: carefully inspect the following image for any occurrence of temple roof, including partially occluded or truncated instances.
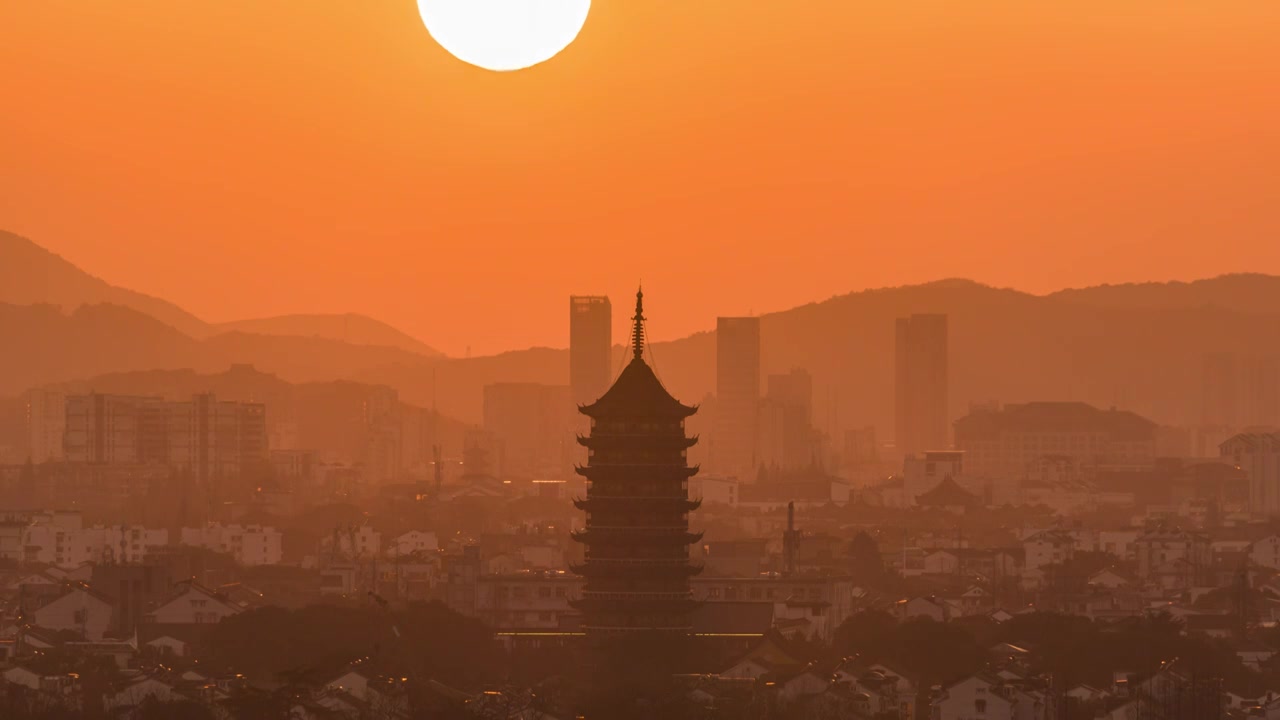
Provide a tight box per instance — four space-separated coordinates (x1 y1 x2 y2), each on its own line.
578 288 697 419
914 475 980 507
579 358 696 418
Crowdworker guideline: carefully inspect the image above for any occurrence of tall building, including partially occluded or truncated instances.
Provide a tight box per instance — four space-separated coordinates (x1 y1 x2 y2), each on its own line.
1246 355 1280 428
1221 432 1280 514
1202 352 1239 428
24 388 66 463
767 368 813 422
1200 352 1280 430
64 393 268 480
64 394 155 464
758 368 818 471
954 401 1157 478
714 316 761 479
483 382 573 479
894 314 948 456
569 296 612 406
571 290 702 637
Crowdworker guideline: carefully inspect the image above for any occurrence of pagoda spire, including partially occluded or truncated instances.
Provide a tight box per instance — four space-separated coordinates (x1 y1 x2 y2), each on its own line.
631 286 645 360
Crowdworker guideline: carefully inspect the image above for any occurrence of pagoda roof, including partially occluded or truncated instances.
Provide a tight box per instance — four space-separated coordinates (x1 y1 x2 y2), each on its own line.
580 287 697 419
915 475 980 507
579 358 696 419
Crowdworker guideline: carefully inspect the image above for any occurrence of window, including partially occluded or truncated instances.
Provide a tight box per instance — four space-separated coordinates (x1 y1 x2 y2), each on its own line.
975 699 987 713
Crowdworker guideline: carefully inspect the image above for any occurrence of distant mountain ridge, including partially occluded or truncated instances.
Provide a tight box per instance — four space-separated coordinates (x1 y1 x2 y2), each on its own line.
5 230 1280 438
212 314 439 357
1047 273 1280 315
0 230 441 356
0 230 209 337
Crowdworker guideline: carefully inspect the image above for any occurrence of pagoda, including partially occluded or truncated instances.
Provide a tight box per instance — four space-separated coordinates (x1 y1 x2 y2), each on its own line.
570 289 702 637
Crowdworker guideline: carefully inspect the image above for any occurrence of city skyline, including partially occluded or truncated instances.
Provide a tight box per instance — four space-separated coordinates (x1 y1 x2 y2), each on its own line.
3 1 1280 716
5 1 1280 355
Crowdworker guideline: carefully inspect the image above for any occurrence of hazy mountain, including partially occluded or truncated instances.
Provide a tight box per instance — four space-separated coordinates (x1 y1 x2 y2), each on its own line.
0 302 217 394
345 278 1280 437
0 231 441 356
1048 273 1280 315
7 234 1280 442
202 332 437 385
0 303 443 397
0 230 209 337
213 314 440 357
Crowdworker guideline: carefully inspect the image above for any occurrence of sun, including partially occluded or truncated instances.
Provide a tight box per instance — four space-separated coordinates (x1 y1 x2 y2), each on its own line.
416 0 591 72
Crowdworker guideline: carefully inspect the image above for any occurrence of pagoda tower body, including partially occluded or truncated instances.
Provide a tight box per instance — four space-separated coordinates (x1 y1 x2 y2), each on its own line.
571 289 702 636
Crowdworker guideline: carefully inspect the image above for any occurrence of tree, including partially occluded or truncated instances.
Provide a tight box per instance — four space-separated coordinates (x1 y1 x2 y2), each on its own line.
833 609 897 660
848 532 886 588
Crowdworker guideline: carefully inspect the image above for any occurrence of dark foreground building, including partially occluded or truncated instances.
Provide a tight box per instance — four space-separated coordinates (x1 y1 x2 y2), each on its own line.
571 289 702 637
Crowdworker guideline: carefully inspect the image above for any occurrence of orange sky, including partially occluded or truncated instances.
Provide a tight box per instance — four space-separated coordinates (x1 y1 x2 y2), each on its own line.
2 0 1279 356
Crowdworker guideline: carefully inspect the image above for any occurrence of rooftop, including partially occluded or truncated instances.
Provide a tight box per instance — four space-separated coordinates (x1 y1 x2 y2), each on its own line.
954 401 1156 440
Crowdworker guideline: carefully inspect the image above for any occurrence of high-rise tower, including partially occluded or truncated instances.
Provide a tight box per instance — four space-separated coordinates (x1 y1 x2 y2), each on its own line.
570 296 613 406
895 314 949 456
571 289 702 637
714 316 761 479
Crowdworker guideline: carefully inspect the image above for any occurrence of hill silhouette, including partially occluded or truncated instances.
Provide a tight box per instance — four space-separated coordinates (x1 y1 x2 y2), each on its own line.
346 278 1280 434
212 314 441 357
5 231 1280 440
0 230 208 336
1048 274 1280 315
0 302 442 397
0 230 439 355
0 302 214 394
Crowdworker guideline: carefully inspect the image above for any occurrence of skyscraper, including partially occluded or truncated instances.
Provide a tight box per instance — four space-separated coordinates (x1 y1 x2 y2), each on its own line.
24 388 66 463
758 368 818 471
569 296 612 406
1202 352 1239 428
895 314 948 456
571 289 702 637
483 382 573 479
1246 355 1280 428
714 316 760 479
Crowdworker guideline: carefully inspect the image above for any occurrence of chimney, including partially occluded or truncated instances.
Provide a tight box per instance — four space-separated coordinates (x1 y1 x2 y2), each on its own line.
783 501 801 576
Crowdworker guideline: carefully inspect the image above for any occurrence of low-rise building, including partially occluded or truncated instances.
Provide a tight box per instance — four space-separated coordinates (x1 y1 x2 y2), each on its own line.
148 580 245 625
31 585 114 640
180 524 283 566
692 575 854 639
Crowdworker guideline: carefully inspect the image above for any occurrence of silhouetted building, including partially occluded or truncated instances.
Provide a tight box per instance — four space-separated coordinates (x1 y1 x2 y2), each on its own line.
65 393 155 464
23 388 66 463
954 401 1157 478
1202 352 1239 428
571 289 702 637
767 368 812 421
170 393 269 485
483 382 573 479
895 314 948 456
64 392 268 481
714 316 760 479
758 368 819 471
903 450 966 503
1221 432 1280 514
569 295 612 406
844 427 877 464
1246 355 1280 428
